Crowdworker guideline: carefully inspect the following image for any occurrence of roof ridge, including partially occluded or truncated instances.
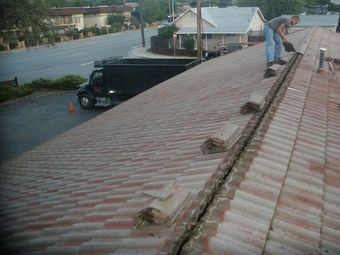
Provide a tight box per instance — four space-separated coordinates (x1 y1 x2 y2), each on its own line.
164 51 304 254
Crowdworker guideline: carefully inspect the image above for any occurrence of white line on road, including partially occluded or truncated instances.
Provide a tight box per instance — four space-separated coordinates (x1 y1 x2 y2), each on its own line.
80 61 94 66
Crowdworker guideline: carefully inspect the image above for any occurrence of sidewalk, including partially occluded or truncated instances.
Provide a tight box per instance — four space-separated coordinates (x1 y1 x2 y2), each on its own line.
128 46 195 59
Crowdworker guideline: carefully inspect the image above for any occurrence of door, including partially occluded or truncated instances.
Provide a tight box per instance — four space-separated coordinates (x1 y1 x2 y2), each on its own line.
91 71 104 96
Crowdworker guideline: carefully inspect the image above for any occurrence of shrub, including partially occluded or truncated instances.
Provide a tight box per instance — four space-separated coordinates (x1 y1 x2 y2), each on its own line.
90 26 101 36
0 75 86 103
80 28 90 37
183 38 195 50
101 27 108 35
24 34 40 47
158 24 179 39
54 34 62 42
0 86 34 103
9 41 18 49
107 14 125 32
29 78 54 90
53 75 86 90
0 44 6 51
65 29 80 40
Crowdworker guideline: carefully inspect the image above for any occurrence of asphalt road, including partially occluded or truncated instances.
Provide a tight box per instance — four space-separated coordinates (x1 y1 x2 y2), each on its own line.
0 91 107 165
0 29 158 164
0 29 156 85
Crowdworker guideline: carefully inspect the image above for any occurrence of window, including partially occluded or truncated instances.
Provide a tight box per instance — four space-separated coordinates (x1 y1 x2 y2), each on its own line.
93 72 103 82
73 17 81 23
92 71 103 86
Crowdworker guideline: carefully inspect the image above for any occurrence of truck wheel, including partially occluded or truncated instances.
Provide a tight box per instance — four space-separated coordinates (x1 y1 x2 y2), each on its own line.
78 93 93 110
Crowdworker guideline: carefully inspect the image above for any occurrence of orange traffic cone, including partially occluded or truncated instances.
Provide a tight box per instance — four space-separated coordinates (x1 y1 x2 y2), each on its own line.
69 101 75 112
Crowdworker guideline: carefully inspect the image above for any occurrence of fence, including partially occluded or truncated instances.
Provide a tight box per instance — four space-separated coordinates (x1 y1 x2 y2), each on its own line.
0 77 18 87
150 35 197 57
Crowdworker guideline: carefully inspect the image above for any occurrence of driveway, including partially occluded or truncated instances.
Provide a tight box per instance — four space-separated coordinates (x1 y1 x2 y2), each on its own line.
0 91 106 164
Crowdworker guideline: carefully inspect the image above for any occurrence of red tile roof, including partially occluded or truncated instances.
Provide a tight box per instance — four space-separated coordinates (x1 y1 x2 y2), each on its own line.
182 27 340 254
1 27 339 255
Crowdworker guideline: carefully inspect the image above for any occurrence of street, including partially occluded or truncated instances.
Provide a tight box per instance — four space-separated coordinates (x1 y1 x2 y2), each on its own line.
0 29 156 85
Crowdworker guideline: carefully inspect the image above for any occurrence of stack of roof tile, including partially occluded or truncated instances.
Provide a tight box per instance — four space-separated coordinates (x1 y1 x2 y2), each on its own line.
201 122 241 154
134 183 191 226
240 92 265 114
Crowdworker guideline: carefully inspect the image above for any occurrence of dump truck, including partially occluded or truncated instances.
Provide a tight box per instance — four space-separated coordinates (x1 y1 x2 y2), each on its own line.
77 57 200 109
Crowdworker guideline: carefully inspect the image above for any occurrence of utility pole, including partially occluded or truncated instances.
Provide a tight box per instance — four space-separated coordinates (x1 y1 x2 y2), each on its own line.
196 0 202 61
139 0 145 47
172 0 175 22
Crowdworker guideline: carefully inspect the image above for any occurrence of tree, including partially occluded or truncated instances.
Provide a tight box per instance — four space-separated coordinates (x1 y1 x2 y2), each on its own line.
236 0 337 19
0 0 54 47
236 0 304 19
100 0 125 5
158 24 179 38
216 0 233 7
47 0 69 7
190 0 232 7
329 2 340 13
132 0 169 25
143 0 168 23
47 0 126 7
107 14 126 31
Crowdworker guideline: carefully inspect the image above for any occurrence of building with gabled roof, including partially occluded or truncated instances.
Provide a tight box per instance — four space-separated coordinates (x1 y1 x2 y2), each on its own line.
50 5 133 33
0 27 340 255
173 7 266 50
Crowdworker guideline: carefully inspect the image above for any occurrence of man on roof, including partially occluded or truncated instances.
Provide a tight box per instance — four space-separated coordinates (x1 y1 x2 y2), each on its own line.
264 15 300 68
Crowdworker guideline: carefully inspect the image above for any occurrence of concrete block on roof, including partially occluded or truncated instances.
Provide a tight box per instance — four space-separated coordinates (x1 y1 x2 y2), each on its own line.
134 183 191 227
201 122 241 154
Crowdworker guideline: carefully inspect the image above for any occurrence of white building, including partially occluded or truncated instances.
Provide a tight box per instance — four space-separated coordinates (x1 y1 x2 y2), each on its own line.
50 6 132 33
173 7 265 50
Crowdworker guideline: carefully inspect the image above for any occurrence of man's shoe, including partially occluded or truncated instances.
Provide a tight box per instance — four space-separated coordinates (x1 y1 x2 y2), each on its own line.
263 68 276 78
275 59 287 65
266 61 274 67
